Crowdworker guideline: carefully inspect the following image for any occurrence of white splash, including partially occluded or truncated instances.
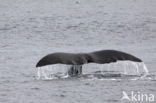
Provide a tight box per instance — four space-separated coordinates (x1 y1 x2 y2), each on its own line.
36 61 149 80
83 61 149 76
36 64 71 80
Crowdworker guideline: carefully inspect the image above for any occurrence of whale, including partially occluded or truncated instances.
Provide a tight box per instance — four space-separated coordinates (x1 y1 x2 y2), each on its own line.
36 50 142 76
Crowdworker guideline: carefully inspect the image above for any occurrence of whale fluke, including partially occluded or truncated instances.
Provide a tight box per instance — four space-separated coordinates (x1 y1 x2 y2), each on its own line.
36 50 142 67
36 53 87 67
86 50 142 64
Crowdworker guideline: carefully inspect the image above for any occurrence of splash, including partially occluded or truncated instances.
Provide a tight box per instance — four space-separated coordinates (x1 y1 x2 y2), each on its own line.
36 64 71 80
83 61 149 76
36 61 149 80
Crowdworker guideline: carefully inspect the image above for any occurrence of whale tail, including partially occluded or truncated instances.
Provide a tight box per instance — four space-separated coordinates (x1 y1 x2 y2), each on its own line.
85 50 142 64
36 50 142 68
67 65 82 76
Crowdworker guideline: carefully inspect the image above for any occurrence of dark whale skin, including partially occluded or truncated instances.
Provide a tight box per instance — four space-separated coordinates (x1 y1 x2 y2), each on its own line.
86 50 142 64
36 50 142 67
36 53 87 67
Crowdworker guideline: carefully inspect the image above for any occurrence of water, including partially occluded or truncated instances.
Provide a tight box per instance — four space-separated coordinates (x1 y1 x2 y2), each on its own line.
36 61 150 80
1 0 156 103
36 64 71 79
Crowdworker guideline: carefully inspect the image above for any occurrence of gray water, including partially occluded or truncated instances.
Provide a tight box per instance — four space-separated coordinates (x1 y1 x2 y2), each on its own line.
0 0 156 103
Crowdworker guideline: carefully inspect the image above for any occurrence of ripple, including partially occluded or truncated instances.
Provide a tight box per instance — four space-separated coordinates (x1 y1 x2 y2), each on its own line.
31 87 40 90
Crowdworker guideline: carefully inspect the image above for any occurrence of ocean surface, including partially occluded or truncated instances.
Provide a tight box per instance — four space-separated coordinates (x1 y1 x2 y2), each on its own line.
0 0 156 103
